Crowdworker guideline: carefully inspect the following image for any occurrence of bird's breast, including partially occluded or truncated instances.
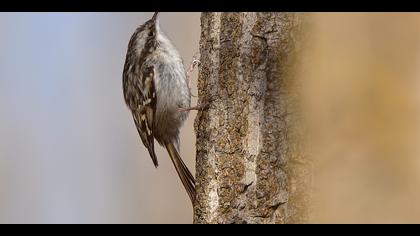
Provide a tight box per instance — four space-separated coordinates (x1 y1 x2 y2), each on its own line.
152 59 191 143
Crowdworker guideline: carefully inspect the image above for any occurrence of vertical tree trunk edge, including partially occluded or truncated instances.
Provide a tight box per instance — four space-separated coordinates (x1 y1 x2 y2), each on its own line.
194 12 310 224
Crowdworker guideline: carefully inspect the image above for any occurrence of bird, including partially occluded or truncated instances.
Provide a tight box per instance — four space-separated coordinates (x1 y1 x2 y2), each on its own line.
122 12 196 203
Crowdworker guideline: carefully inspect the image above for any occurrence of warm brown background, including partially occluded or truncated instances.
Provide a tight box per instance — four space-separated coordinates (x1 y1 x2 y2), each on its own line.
300 13 420 223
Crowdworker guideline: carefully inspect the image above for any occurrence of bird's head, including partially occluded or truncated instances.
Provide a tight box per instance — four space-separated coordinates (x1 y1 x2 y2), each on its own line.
132 12 160 53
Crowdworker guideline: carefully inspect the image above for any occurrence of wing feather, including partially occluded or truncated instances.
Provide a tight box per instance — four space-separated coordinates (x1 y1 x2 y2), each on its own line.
124 64 158 167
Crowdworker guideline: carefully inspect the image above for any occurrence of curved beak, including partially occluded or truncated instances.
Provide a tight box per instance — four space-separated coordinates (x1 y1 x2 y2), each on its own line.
152 12 159 22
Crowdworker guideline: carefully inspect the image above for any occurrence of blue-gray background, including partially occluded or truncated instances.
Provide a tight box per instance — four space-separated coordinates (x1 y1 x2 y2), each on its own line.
0 12 200 223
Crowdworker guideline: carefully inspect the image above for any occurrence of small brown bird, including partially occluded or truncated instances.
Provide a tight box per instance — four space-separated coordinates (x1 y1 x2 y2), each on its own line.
122 12 196 203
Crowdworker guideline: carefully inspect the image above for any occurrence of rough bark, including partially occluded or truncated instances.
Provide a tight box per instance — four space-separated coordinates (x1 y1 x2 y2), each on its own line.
194 12 309 224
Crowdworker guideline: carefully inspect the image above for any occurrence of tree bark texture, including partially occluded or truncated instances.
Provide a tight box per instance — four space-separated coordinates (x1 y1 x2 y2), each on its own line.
194 12 309 224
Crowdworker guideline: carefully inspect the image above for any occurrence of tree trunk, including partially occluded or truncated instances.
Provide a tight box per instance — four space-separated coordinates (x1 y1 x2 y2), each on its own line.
194 12 309 224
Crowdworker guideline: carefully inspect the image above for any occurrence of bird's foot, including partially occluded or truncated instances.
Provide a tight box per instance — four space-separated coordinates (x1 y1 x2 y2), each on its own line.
186 52 201 97
178 96 214 113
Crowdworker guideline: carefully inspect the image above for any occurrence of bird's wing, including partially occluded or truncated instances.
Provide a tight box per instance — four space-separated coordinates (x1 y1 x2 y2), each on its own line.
124 64 159 167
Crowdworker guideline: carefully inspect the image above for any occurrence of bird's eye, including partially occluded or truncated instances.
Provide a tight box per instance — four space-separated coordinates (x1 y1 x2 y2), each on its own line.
148 31 154 37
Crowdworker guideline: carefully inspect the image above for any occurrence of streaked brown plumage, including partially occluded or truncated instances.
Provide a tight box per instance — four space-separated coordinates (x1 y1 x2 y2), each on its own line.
122 12 196 203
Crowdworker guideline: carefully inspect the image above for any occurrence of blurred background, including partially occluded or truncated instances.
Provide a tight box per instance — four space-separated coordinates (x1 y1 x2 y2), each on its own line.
300 13 420 223
0 12 200 223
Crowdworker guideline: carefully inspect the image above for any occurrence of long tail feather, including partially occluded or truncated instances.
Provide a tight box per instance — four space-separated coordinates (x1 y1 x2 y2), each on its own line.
165 142 196 204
